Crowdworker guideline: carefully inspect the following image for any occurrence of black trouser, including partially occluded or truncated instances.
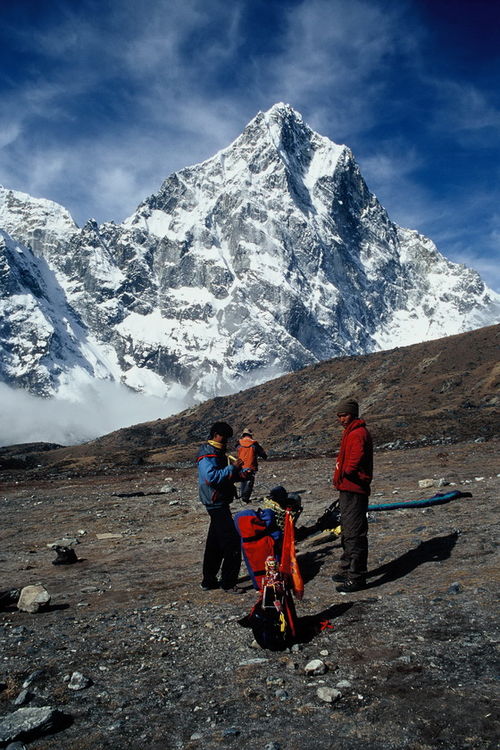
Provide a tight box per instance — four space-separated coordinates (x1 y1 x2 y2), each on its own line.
240 475 255 503
338 491 368 583
202 505 241 589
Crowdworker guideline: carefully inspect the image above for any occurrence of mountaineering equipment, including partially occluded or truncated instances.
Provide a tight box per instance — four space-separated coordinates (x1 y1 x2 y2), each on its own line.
366 490 472 511
303 490 472 542
241 509 303 650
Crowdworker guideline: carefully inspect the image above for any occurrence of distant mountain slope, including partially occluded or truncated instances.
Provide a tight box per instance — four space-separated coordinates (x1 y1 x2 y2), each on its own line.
3 323 498 477
0 104 499 406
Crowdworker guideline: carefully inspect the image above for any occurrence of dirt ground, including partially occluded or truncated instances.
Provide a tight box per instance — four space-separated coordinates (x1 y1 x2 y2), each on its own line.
0 439 499 749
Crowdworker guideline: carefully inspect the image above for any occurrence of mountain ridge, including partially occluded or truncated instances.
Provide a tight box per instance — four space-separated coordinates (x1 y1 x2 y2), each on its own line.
1 322 498 477
0 103 499 413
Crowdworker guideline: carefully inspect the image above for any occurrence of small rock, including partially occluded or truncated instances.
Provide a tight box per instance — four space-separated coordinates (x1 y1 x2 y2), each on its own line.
448 582 463 594
17 585 51 614
6 742 28 750
336 680 352 689
418 479 435 489
304 659 327 675
190 732 203 740
0 707 67 744
317 687 341 703
238 658 268 666
438 478 449 487
47 537 79 549
264 743 282 750
12 690 31 707
475 477 484 482
22 670 45 689
67 672 92 691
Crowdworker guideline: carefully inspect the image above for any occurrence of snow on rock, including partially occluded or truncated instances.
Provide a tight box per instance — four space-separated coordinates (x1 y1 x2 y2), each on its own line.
0 104 499 419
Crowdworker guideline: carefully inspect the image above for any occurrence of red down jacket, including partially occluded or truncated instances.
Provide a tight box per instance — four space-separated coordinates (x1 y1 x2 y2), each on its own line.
333 418 373 496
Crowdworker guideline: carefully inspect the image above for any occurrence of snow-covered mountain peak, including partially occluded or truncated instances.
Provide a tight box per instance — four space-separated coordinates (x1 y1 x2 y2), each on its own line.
0 185 79 264
1 104 499 430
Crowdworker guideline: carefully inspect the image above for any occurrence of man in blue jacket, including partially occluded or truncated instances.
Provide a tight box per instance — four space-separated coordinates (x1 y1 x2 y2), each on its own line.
197 421 249 593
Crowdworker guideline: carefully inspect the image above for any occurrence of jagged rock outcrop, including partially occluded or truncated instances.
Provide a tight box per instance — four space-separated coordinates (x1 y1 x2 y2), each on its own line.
1 104 499 404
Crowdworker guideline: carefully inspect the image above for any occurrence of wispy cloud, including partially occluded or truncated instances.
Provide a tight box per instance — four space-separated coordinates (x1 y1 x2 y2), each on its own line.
0 0 498 290
0 380 183 447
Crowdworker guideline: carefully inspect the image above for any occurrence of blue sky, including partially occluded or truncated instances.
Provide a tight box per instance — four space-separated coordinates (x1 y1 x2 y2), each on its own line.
1 0 499 291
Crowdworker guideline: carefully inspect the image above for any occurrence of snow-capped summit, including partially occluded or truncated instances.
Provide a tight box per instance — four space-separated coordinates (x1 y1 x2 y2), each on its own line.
0 186 79 261
1 105 499 412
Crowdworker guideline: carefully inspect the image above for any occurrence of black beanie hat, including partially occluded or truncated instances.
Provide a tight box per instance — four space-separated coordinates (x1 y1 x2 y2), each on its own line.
336 398 359 417
269 485 289 508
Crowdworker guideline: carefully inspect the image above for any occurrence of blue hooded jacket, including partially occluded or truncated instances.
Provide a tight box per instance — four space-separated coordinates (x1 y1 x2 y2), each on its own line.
197 441 240 509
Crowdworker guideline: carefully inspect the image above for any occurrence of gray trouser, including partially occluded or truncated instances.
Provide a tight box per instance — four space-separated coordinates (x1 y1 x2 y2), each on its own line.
240 475 255 503
338 491 368 582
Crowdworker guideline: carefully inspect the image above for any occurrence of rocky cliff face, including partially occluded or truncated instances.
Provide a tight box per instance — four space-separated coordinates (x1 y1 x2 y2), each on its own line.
1 104 499 404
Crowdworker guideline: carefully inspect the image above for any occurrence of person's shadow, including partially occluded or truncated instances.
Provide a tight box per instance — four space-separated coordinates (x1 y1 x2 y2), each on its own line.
297 542 342 584
365 532 459 588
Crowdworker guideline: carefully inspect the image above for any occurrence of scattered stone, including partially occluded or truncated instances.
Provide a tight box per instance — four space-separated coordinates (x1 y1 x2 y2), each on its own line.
190 732 203 740
22 670 45 689
448 582 463 594
336 680 352 690
12 690 32 707
6 741 28 750
47 537 79 549
238 658 268 666
0 706 68 744
264 742 282 750
96 533 123 540
17 585 51 614
438 478 450 487
475 477 484 482
317 687 341 703
304 659 327 675
160 485 177 493
67 672 92 691
418 479 435 489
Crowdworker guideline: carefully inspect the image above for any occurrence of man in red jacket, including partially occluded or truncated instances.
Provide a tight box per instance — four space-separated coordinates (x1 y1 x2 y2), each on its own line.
332 398 373 593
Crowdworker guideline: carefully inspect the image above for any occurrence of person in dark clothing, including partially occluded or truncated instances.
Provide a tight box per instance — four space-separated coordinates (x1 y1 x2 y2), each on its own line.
197 421 251 594
332 398 373 593
237 427 268 503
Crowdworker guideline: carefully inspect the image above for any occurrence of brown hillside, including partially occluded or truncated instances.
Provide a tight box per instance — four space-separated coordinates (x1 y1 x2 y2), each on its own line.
1 324 499 479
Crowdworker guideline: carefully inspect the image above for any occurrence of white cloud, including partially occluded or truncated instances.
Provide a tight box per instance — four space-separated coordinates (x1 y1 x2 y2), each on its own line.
0 380 183 447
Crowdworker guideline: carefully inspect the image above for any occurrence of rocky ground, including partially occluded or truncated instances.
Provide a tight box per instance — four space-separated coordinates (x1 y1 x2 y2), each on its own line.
0 438 499 749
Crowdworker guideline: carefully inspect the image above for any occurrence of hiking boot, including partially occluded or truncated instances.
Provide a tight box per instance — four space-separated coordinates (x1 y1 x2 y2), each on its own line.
331 572 348 583
200 580 220 591
222 586 245 595
336 579 366 593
